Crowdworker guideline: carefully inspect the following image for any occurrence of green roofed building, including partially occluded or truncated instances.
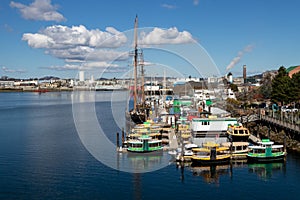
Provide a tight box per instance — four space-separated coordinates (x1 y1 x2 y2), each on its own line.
286 65 300 78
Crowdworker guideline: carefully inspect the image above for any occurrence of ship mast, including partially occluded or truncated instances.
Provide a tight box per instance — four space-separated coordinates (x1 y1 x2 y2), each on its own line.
133 15 138 112
140 50 145 105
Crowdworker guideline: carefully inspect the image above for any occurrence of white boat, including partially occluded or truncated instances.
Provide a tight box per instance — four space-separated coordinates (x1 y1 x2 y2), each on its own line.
191 116 238 146
175 143 198 161
95 84 127 91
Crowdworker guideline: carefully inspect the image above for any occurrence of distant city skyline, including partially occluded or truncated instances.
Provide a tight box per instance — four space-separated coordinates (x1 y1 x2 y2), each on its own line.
0 0 299 79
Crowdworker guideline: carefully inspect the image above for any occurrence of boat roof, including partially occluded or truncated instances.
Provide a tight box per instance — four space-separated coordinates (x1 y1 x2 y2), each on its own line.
248 144 283 149
193 146 229 152
203 142 219 147
258 141 274 145
185 144 198 148
222 142 249 147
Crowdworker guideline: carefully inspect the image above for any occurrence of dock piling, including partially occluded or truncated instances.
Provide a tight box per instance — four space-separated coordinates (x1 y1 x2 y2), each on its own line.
122 128 125 147
117 132 120 149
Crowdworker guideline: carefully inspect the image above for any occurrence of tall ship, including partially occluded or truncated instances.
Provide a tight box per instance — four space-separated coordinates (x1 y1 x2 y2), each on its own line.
128 16 147 124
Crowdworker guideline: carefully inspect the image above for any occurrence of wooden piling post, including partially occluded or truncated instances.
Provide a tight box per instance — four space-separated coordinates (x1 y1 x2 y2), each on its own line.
116 132 120 149
284 133 287 153
122 128 125 147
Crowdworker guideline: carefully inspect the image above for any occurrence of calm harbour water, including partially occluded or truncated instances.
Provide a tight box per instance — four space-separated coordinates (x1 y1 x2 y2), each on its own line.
0 91 299 200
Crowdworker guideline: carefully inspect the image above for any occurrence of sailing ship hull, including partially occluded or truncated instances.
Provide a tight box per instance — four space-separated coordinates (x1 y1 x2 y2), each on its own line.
130 112 146 124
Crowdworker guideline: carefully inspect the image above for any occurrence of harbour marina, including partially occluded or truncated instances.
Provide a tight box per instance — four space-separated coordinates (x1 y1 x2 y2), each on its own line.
118 16 287 164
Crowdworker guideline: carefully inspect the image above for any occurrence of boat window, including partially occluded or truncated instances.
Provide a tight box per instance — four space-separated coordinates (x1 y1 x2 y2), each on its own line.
132 144 142 148
234 130 238 134
236 146 242 151
202 121 210 125
239 130 244 134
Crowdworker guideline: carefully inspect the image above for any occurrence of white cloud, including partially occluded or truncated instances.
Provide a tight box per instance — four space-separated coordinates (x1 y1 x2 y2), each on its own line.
161 4 177 9
23 25 127 49
2 66 27 73
45 46 94 61
22 25 128 62
193 0 199 6
10 0 65 22
44 64 80 71
85 49 129 61
22 33 55 48
44 62 120 71
139 27 195 45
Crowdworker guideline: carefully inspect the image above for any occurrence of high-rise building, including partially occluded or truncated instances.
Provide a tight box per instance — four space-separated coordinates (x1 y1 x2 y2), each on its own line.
79 71 85 82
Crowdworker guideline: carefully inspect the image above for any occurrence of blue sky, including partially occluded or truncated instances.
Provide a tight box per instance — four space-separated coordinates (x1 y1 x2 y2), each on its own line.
0 0 299 79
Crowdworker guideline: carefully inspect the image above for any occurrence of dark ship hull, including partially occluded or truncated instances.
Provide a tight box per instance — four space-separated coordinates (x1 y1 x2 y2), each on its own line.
130 111 146 124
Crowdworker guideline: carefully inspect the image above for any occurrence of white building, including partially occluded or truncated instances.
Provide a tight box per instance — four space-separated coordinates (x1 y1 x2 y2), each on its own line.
79 71 85 82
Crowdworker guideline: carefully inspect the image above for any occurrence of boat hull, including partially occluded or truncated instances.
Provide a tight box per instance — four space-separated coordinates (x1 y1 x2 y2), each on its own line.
130 112 146 124
127 148 163 153
191 156 231 166
247 154 286 163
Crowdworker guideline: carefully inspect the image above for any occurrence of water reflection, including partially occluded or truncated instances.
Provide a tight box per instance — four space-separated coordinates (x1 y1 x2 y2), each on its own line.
191 164 231 185
248 162 286 181
116 151 173 173
176 159 287 185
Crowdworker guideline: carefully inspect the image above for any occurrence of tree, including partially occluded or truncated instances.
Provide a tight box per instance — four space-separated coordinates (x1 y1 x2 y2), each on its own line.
271 66 292 105
291 72 300 102
259 72 272 99
229 83 238 92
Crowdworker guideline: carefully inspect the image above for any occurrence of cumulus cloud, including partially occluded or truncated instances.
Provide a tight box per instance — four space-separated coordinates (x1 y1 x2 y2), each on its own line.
10 0 65 22
22 25 128 62
22 24 196 72
23 25 127 49
2 66 27 73
139 27 195 45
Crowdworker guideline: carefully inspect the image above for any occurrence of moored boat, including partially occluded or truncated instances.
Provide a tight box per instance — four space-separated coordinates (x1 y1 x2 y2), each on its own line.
227 124 250 142
126 122 163 153
191 142 231 165
221 141 249 160
191 116 238 146
247 139 286 163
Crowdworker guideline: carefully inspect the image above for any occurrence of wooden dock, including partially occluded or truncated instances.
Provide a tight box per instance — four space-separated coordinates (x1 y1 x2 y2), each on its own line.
260 115 300 134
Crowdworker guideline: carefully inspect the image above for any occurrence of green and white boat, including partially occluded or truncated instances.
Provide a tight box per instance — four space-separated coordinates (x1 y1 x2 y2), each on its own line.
126 122 163 153
247 139 286 163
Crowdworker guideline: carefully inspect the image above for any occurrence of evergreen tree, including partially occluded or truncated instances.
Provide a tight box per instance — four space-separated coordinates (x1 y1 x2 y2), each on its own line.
291 72 300 102
271 66 291 105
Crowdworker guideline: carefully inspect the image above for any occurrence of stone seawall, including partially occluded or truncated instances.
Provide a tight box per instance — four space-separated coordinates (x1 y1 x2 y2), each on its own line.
246 121 300 154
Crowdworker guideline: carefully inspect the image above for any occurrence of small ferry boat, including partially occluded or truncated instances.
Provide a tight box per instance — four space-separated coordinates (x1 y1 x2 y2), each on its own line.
126 122 163 153
227 124 250 142
191 142 231 165
247 139 286 163
175 143 198 162
221 141 249 160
